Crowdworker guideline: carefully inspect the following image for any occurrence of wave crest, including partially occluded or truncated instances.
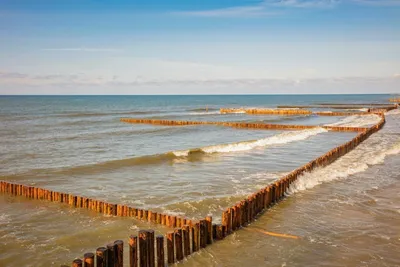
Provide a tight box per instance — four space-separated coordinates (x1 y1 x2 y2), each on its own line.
173 128 327 156
326 114 381 127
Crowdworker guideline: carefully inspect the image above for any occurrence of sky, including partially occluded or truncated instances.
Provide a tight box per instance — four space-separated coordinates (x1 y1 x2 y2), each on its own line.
0 0 400 95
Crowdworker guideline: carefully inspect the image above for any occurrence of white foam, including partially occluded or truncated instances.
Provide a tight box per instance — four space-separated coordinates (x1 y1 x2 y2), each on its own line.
326 114 381 127
188 111 220 115
288 141 400 194
172 128 327 156
202 128 327 153
173 150 190 157
386 108 400 115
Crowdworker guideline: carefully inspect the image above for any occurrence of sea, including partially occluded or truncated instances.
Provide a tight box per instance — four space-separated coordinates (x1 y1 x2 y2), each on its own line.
0 95 399 266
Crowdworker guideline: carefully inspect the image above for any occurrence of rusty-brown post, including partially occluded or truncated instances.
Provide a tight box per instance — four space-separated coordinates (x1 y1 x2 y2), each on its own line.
199 219 207 248
156 235 164 267
192 222 199 252
175 228 184 261
216 224 223 240
139 230 149 267
72 259 83 267
83 253 94 267
205 216 213 244
148 230 155 267
129 235 138 267
96 247 107 267
166 232 175 264
106 243 115 267
182 225 190 257
114 240 123 267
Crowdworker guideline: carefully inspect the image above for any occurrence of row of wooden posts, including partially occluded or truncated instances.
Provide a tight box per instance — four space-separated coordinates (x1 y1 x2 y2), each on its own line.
62 216 218 267
220 108 313 115
389 98 400 103
0 113 386 266
219 113 386 234
277 104 397 109
0 181 195 229
220 106 397 115
120 118 369 132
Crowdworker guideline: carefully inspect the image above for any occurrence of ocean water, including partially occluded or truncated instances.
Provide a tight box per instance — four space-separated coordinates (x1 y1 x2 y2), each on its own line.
0 95 399 266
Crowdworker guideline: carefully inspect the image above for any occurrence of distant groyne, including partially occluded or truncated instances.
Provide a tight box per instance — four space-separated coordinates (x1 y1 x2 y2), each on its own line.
120 118 369 132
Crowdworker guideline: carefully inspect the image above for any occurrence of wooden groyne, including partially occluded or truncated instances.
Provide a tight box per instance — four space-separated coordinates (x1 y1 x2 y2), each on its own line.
222 106 397 115
120 118 369 132
59 224 213 266
220 108 313 115
278 104 395 109
0 181 194 230
219 113 385 240
389 98 400 103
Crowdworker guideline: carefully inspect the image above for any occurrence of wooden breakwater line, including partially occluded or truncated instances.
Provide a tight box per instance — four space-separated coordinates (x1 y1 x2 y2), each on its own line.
120 118 369 132
277 104 396 109
0 181 195 229
220 107 396 116
220 108 313 115
389 98 400 103
219 113 385 238
0 181 216 266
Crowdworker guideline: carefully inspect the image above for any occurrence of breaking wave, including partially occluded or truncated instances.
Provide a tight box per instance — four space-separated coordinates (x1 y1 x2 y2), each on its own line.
325 114 381 127
288 141 400 194
173 128 327 156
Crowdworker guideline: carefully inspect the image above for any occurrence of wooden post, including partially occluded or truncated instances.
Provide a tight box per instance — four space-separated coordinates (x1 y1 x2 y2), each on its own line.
205 216 213 244
212 224 217 240
83 253 95 267
166 232 175 264
114 240 123 267
106 243 115 267
129 235 138 267
216 224 223 240
156 235 164 267
174 228 184 262
192 222 199 252
182 225 190 257
139 230 149 267
148 230 155 267
95 247 107 267
72 259 83 267
199 220 207 248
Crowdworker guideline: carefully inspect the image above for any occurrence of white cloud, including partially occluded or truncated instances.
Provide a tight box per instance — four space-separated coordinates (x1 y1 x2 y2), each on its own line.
172 0 399 18
172 0 338 18
171 5 277 17
41 48 123 52
269 0 339 8
351 0 400 6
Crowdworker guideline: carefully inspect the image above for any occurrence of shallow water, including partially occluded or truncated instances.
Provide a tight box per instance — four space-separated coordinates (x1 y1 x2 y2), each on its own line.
0 95 399 266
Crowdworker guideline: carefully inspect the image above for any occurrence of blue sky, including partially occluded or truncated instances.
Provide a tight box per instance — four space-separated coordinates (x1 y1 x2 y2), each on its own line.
0 0 399 94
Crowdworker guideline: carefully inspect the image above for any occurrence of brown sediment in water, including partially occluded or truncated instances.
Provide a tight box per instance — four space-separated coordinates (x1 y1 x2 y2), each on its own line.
0 111 387 266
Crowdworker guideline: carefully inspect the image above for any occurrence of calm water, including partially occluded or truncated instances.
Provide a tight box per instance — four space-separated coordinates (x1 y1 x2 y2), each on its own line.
0 95 399 266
